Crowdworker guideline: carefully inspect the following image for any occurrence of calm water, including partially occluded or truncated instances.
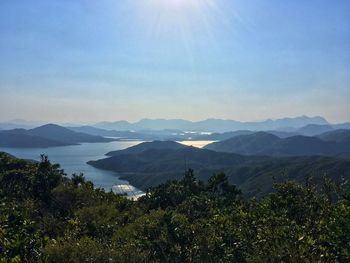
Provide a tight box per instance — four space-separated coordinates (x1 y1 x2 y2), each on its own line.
177 140 215 148
0 140 214 198
0 141 145 198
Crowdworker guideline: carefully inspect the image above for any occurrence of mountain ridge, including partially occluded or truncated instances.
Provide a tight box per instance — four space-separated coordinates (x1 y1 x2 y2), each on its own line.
87 141 350 196
204 131 350 157
0 124 115 148
93 116 330 132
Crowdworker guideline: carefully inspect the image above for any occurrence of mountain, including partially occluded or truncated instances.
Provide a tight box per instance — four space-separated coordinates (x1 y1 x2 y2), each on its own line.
25 124 115 144
88 142 350 196
205 132 280 155
262 136 339 156
93 116 329 132
89 146 251 175
265 130 300 138
0 124 116 148
106 140 187 156
332 122 350 130
69 125 304 141
67 126 148 139
0 132 69 148
67 126 189 141
296 124 334 136
194 130 301 141
317 129 350 144
204 132 349 157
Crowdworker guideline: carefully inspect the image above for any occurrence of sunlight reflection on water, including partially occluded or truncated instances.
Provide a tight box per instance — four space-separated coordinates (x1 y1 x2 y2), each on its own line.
177 140 215 148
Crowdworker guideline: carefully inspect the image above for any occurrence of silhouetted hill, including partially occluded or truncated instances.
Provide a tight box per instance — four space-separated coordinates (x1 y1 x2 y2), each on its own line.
204 132 280 155
0 124 115 148
263 136 338 156
296 124 334 136
204 132 349 157
67 126 117 136
265 130 299 138
88 142 350 196
26 124 115 144
106 140 187 156
88 146 263 190
193 130 301 141
317 129 350 144
332 122 350 130
0 132 69 148
90 147 254 174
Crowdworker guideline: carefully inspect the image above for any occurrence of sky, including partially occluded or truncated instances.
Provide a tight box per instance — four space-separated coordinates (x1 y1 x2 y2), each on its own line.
0 0 349 123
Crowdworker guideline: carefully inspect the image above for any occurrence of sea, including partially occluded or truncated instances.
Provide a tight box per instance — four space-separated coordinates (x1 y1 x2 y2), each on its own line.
0 140 213 198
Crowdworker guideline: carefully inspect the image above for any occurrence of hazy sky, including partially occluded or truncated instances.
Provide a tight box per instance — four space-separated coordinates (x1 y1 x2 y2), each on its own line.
0 0 349 123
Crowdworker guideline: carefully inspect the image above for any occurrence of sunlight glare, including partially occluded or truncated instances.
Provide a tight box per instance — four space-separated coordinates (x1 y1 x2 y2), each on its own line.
152 0 197 11
142 0 222 14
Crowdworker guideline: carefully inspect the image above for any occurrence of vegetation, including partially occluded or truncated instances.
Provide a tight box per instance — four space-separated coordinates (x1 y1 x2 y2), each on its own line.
204 131 350 157
1 152 350 262
106 140 186 156
88 143 350 196
317 129 350 143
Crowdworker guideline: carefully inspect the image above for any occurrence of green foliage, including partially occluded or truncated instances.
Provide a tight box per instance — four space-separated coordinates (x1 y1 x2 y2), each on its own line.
0 152 349 262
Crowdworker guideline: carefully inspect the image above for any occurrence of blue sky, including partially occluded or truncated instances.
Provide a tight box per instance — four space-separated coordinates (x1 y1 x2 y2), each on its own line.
0 0 349 123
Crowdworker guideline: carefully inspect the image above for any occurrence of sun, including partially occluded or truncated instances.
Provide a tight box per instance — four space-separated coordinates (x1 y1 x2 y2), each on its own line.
133 0 229 51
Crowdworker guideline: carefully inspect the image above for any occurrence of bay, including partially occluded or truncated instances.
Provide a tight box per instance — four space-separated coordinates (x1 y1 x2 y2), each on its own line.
0 141 145 198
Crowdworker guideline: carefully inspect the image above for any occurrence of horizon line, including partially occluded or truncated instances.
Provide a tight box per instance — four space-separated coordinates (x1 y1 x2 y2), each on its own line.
1 115 349 126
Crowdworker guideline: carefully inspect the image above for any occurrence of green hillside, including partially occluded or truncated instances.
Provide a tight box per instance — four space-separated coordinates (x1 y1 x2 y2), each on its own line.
204 132 350 157
1 152 349 262
88 144 350 196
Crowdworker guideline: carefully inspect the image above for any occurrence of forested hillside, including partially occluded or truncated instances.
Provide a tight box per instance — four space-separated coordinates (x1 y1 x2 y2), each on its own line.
88 142 350 196
204 131 350 157
1 152 349 262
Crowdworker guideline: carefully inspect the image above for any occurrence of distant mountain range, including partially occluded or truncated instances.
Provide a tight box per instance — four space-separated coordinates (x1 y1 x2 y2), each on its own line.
93 116 332 132
66 122 350 142
87 141 350 196
67 126 181 141
204 130 350 157
0 124 115 148
1 116 349 135
295 124 334 136
0 117 350 148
